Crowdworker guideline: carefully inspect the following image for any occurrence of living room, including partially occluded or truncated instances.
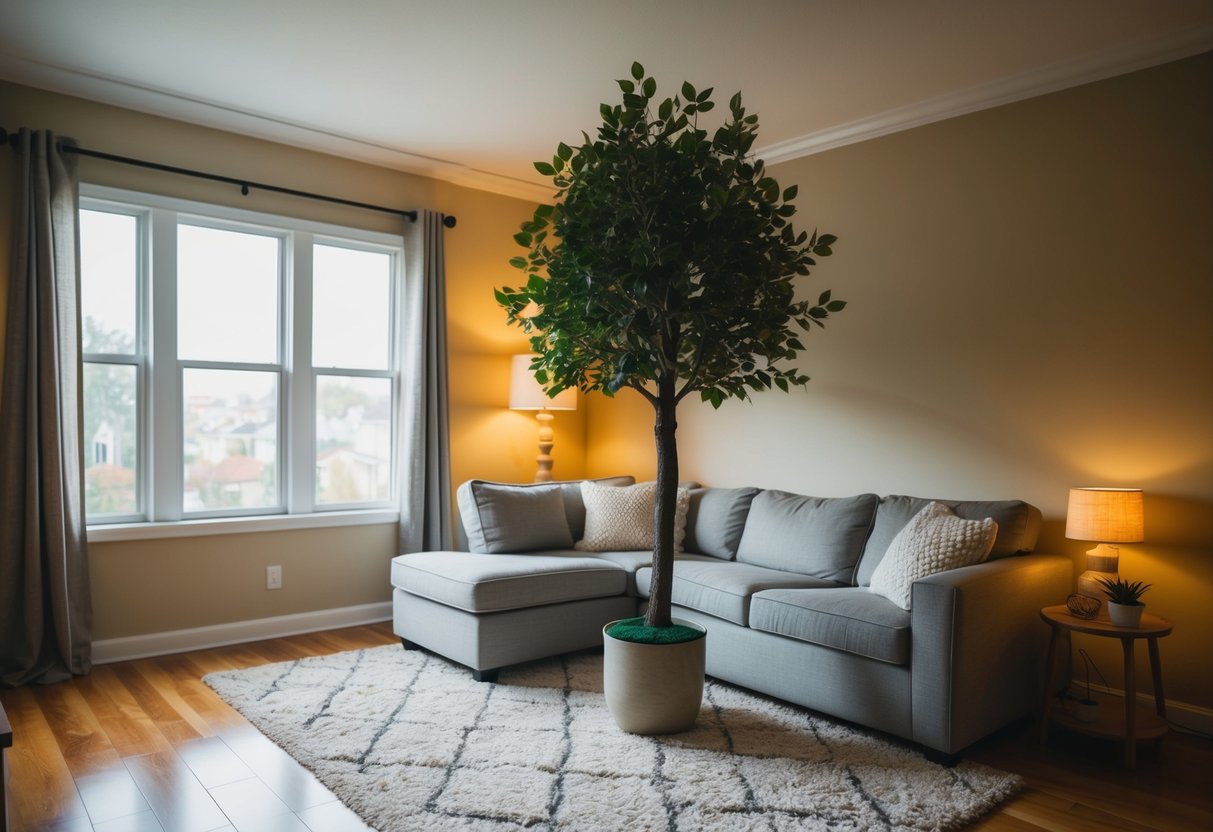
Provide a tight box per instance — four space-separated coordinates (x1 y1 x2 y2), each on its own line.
1 2 1210 830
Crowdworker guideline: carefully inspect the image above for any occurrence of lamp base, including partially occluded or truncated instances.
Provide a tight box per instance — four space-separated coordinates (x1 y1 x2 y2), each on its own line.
533 411 555 483
1075 543 1119 617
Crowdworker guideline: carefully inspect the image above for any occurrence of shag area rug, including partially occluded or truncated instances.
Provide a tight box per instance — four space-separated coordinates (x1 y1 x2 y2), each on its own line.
204 645 1020 831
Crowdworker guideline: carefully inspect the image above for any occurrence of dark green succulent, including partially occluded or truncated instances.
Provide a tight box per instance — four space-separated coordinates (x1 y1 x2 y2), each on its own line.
1097 576 1151 606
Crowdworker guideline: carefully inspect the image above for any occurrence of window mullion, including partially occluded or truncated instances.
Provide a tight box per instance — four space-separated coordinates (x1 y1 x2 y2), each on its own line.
289 233 315 514
149 207 182 522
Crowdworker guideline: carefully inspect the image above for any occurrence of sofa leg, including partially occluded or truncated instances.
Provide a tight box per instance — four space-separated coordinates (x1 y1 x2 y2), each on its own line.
400 638 420 651
922 748 960 767
472 668 499 683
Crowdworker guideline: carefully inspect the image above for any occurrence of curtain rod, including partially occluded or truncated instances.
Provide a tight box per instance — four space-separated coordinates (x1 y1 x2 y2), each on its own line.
1 126 457 228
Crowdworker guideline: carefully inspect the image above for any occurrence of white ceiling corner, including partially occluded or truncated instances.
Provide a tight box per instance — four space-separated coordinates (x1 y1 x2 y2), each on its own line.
0 1 1210 203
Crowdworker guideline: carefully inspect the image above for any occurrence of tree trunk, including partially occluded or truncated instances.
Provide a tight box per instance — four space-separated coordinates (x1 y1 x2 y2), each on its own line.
644 375 679 628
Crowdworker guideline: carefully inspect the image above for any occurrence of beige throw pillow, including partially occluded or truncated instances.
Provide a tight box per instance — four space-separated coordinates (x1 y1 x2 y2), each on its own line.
575 480 690 552
869 501 998 610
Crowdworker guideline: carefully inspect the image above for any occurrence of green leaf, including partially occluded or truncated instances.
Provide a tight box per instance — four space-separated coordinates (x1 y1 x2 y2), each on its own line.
818 290 831 305
642 77 656 98
826 300 847 312
696 87 713 102
681 81 696 100
557 142 572 161
817 234 838 246
508 256 526 269
783 184 798 201
631 61 644 80
533 161 556 176
658 98 673 120
617 79 635 94
697 101 714 112
513 231 533 247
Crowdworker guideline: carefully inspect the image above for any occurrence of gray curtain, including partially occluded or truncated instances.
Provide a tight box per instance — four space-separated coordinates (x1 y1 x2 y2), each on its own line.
398 210 453 553
0 129 92 686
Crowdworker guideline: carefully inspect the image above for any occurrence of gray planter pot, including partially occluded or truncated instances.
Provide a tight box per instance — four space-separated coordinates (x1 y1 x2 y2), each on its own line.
1108 601 1145 628
602 618 706 734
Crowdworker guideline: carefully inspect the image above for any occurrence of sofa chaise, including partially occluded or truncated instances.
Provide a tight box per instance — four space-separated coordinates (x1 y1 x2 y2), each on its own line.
390 477 1071 758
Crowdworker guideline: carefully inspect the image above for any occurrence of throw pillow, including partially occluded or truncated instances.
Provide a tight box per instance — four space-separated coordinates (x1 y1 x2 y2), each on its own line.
457 481 574 553
868 501 998 610
575 480 690 552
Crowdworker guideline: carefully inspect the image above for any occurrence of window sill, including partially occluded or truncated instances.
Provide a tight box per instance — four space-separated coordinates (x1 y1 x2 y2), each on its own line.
87 509 400 542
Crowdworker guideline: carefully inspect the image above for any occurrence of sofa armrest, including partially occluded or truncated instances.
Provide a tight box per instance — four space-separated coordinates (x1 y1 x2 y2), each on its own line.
910 553 1071 755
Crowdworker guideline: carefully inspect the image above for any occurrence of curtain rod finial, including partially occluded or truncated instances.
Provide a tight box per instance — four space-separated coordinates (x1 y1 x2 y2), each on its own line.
443 215 457 229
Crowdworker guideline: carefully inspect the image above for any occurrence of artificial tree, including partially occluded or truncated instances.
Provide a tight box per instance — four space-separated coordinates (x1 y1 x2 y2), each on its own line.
496 62 846 630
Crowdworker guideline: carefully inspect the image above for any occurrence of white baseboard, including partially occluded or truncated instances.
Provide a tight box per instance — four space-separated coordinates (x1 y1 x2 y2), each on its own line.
91 602 393 664
1071 679 1213 737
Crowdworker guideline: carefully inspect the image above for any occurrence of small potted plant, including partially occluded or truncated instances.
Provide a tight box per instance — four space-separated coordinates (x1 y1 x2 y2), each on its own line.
1097 576 1151 628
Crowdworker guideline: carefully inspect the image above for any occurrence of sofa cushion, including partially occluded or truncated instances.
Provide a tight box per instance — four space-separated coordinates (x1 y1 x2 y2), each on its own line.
457 481 573 553
868 502 997 610
683 487 760 560
749 587 912 665
855 495 1041 585
455 476 635 551
391 552 626 613
635 559 839 626
575 480 690 552
734 490 880 582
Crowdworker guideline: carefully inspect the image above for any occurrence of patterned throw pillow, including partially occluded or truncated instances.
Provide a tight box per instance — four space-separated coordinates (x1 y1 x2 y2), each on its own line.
575 480 690 552
868 502 998 610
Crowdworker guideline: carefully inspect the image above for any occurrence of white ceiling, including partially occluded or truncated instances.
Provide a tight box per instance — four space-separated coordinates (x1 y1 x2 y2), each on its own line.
2 0 1211 202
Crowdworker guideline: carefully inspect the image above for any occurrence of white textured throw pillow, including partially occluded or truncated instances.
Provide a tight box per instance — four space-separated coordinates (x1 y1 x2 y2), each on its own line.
575 480 690 552
869 502 998 610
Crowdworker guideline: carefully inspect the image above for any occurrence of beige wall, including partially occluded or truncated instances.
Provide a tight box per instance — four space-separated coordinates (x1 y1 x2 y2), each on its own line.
587 54 1213 710
0 81 582 640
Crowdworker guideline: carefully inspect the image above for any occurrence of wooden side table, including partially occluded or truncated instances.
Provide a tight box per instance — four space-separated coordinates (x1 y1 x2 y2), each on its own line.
1039 604 1172 769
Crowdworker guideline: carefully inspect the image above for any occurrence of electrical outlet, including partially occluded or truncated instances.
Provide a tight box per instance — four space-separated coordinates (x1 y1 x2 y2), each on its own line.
266 565 283 590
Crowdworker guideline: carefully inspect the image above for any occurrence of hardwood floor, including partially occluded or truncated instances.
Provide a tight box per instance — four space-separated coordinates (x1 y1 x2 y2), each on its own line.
1 623 1209 831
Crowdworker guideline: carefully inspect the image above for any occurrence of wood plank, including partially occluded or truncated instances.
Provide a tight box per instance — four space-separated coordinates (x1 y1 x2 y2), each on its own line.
205 778 292 830
123 751 230 832
127 662 212 740
146 657 245 735
0 686 88 829
106 666 201 747
33 683 121 778
174 737 254 790
75 766 153 825
77 668 174 759
217 731 336 813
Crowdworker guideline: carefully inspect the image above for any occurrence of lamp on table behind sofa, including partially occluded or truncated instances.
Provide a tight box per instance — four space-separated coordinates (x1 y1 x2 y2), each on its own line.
509 354 577 482
1066 487 1144 602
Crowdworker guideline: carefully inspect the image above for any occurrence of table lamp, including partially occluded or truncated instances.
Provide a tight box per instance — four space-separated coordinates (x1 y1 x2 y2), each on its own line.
1065 487 1144 601
509 354 577 482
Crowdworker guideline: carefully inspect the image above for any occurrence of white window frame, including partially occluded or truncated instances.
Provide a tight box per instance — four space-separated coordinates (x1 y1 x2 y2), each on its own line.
81 185 403 540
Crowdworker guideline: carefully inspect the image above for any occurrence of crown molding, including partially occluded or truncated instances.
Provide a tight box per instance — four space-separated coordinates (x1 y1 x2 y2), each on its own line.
4 24 1209 200
757 23 1213 165
0 52 552 203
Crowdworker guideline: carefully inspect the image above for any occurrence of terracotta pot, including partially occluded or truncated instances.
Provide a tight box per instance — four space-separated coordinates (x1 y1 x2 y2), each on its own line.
1107 601 1145 628
602 618 706 734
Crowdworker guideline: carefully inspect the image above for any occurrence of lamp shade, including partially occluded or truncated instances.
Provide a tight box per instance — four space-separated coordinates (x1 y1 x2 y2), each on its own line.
1065 487 1144 542
508 354 577 411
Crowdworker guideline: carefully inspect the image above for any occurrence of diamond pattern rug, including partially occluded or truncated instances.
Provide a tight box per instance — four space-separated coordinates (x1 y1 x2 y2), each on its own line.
204 644 1020 830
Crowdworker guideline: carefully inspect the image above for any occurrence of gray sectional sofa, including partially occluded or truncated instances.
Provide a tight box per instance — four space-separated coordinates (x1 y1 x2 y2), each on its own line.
390 478 1071 758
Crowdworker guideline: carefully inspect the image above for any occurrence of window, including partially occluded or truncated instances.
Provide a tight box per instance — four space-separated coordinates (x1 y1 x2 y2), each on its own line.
80 187 403 530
